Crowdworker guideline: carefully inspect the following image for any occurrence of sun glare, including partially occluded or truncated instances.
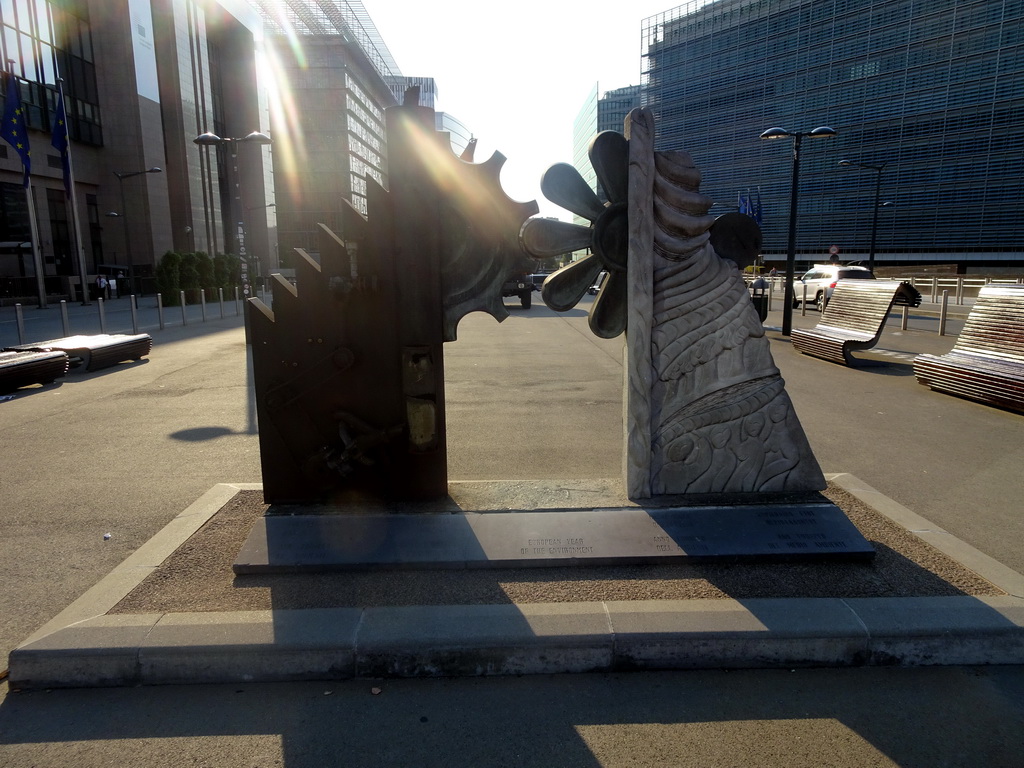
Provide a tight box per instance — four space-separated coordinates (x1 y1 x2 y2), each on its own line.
258 44 308 206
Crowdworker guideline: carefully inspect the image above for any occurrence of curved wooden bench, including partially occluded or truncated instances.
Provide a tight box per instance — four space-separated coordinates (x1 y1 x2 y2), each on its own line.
0 349 70 393
7 333 152 372
790 280 922 365
913 284 1024 413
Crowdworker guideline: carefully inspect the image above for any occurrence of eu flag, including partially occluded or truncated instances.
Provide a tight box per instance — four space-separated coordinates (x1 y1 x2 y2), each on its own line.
51 85 71 197
1 73 31 187
738 191 750 216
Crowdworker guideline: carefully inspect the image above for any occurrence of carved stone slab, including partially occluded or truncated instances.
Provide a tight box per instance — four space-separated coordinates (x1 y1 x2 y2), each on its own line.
233 501 874 573
624 108 826 498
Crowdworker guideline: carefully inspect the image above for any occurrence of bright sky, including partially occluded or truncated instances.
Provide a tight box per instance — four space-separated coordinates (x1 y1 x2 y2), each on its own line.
363 1 685 220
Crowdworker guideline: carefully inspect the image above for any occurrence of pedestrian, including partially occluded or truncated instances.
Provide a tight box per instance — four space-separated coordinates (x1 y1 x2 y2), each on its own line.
95 274 109 300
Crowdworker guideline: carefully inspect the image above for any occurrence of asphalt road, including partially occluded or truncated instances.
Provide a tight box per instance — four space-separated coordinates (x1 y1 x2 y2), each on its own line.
1 293 1022 767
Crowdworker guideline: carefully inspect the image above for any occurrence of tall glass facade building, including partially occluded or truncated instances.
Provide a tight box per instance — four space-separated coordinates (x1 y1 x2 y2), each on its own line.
252 0 398 257
574 83 643 223
0 0 274 297
643 0 1024 268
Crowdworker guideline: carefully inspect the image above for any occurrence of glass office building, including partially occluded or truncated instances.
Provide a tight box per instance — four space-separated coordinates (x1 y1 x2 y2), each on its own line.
0 0 273 298
252 0 398 257
643 0 1024 269
573 83 643 222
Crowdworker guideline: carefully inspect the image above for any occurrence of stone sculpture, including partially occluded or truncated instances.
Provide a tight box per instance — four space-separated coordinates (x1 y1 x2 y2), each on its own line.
522 107 825 499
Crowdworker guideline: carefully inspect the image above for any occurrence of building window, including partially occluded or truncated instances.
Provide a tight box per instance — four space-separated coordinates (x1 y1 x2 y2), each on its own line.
0 0 102 146
46 186 73 275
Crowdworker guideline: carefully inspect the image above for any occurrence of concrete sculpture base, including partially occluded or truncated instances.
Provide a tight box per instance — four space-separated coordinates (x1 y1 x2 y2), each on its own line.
233 480 873 573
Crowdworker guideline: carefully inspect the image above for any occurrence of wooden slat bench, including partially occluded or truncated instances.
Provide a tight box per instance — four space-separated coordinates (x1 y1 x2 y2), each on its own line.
790 280 922 365
0 349 70 393
913 284 1024 413
6 333 152 372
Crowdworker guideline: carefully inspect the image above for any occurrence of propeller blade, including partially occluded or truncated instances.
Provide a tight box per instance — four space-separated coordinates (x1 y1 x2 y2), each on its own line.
541 254 603 312
521 218 594 257
588 269 627 338
540 163 606 222
589 131 629 204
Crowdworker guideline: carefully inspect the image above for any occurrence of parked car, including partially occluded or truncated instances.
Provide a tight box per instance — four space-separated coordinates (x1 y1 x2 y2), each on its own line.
502 273 534 309
795 264 875 311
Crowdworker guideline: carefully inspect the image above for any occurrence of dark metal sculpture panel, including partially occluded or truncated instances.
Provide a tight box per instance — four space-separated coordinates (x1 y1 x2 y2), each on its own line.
249 98 537 503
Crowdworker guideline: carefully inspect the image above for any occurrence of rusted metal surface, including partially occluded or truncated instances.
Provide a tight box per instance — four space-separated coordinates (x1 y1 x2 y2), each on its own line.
248 100 537 503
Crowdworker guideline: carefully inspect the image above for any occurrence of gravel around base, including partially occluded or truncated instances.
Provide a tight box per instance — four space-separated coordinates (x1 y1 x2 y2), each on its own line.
109 484 1003 615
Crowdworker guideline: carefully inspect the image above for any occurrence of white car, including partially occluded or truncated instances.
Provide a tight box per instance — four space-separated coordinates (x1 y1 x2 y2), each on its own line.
795 264 875 311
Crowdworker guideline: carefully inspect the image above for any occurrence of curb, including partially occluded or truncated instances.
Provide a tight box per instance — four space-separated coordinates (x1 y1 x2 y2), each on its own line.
10 476 1024 689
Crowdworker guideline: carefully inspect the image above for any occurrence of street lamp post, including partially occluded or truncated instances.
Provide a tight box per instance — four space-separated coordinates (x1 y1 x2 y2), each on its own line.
192 131 272 299
839 159 889 273
246 202 276 292
113 166 162 295
760 126 837 335
194 130 272 343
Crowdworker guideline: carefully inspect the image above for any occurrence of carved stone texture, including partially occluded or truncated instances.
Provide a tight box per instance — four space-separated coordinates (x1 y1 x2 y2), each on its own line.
625 107 825 497
248 103 536 504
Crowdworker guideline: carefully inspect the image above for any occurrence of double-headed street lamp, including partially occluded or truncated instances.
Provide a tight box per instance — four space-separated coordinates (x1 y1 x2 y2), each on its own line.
113 166 162 294
839 159 889 273
193 130 272 297
760 126 837 335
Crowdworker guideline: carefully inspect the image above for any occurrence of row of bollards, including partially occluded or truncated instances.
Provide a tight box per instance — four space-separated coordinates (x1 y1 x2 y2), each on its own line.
11 287 248 346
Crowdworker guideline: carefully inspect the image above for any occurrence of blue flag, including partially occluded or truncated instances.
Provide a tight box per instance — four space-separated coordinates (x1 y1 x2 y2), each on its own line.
752 188 763 225
1 73 31 187
51 85 71 197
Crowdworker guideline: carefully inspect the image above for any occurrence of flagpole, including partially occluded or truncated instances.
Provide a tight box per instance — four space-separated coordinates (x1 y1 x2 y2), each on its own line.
55 78 89 304
3 62 46 308
25 180 45 307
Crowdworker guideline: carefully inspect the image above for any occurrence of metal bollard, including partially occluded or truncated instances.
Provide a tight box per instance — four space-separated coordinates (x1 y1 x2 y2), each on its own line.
15 303 25 344
801 284 807 316
60 300 71 336
939 290 949 336
235 286 240 315
157 293 165 330
901 305 909 331
180 291 187 326
931 277 938 303
200 289 207 322
98 297 107 333
130 295 139 333
218 287 225 319
955 276 964 305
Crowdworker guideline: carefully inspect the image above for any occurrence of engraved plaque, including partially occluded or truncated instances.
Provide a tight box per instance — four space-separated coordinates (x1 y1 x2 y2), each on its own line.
234 501 874 574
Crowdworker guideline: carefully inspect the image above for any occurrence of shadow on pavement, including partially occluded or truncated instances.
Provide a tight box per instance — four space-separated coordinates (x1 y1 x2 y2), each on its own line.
170 426 246 442
2 666 1023 767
